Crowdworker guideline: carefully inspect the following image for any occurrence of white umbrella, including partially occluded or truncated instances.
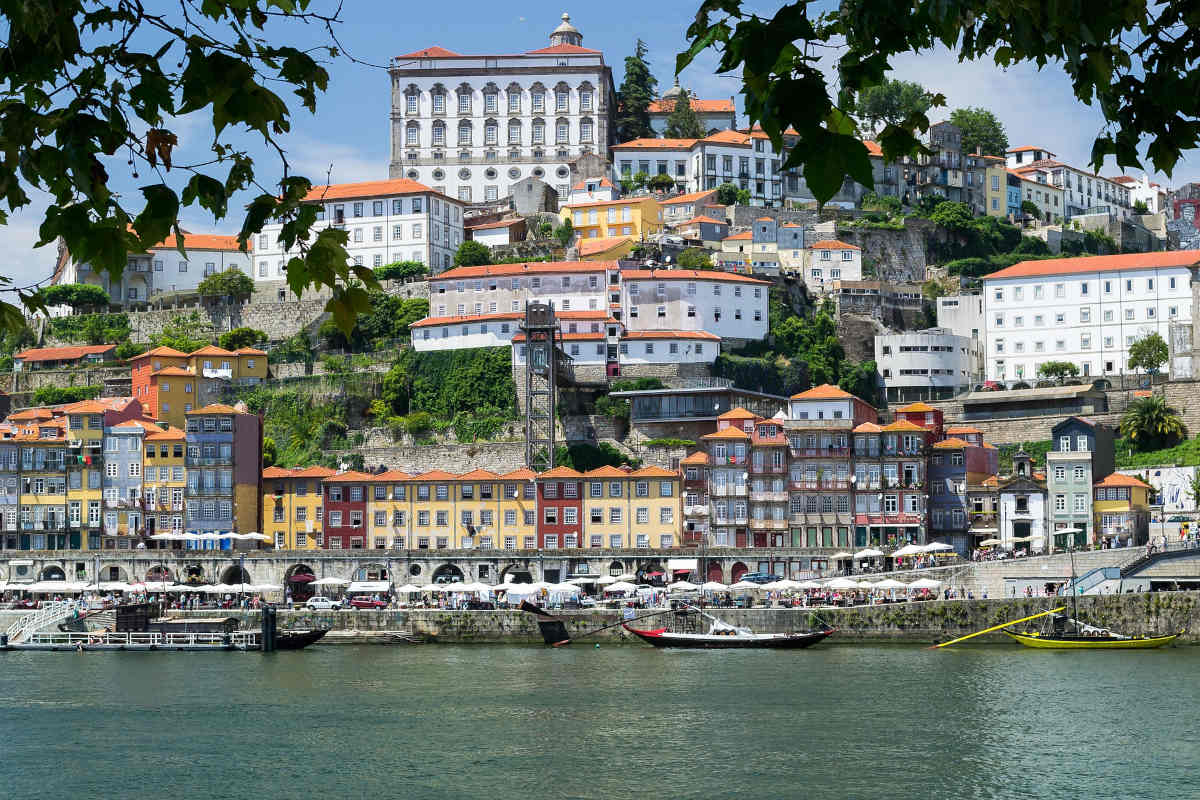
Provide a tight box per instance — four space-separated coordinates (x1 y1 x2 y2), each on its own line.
854 548 884 559
394 584 423 594
197 532 223 541
615 573 638 582
825 577 861 590
457 582 493 593
891 544 925 557
149 532 177 540
761 580 787 591
775 579 806 591
909 577 943 590
550 582 581 594
98 581 131 592
668 580 699 591
924 542 955 552
875 578 909 590
253 584 283 592
831 552 853 559
604 581 638 593
312 577 349 587
594 575 619 585
729 580 762 590
979 538 1002 546
567 576 601 584
701 581 728 592
241 532 269 541
798 580 823 590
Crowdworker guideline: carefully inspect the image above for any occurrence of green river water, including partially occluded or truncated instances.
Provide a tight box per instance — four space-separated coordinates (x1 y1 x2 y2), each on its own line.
2 643 1195 799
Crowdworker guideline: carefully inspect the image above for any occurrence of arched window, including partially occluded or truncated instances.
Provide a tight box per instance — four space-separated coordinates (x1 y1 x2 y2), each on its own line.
555 117 570 144
531 118 545 145
577 81 595 112
579 116 593 143
482 82 499 115
405 120 420 147
456 83 472 115
530 82 546 113
431 120 446 147
457 120 472 146
554 81 571 113
506 82 523 114
404 84 420 115
484 118 498 146
508 119 522 145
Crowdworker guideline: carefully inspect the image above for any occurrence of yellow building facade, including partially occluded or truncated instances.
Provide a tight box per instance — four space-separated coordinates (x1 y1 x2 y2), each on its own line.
983 158 1008 217
563 196 662 242
580 466 681 549
1094 473 1152 546
264 466 334 550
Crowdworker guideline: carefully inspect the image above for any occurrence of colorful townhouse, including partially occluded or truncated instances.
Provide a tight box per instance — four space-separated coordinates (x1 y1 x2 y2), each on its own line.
144 424 186 538
185 404 262 546
1094 473 1151 548
536 466 584 549
364 470 412 551
1046 416 1115 549
320 470 371 549
102 420 151 539
263 465 335 550
16 413 69 551
681 451 710 547
131 345 268 429
928 430 1000 552
851 418 932 550
0 420 19 546
579 465 682 550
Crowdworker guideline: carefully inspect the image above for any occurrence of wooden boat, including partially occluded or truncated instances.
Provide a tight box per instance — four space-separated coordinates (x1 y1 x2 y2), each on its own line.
275 629 328 650
622 623 835 649
1003 614 1178 649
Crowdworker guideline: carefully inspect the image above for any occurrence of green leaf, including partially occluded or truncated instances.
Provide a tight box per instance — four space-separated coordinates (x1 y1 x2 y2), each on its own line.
132 184 179 251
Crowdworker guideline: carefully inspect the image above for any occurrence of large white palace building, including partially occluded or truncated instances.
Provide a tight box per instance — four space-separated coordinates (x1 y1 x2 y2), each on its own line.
387 14 614 206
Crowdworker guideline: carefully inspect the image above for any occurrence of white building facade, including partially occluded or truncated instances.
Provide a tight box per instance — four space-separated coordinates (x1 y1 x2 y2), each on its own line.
253 178 464 278
981 252 1200 383
874 328 983 402
1007 146 1133 220
388 14 614 205
936 294 985 342
805 239 862 293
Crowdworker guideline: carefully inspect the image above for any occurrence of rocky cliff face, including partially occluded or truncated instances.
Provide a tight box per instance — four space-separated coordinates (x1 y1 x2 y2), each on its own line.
834 217 934 284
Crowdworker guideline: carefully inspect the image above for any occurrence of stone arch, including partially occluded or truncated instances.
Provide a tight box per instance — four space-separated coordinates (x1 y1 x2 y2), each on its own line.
1011 381 1031 390
40 565 66 581
500 563 534 584
730 561 749 582
183 563 206 584
219 565 250 585
285 563 317 599
1092 378 1112 390
145 565 173 582
431 563 464 583
706 562 724 583
607 559 624 576
100 564 130 583
637 560 665 584
355 562 390 581
407 562 424 578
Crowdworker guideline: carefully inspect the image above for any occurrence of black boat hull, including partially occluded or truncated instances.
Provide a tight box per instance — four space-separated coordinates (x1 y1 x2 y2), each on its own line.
274 629 328 650
623 625 835 649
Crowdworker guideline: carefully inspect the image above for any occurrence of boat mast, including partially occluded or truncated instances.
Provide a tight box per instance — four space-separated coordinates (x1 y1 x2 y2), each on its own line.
1069 545 1079 634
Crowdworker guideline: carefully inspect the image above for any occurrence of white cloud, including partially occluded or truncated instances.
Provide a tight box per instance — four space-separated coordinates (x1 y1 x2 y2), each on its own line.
0 198 57 292
285 133 389 187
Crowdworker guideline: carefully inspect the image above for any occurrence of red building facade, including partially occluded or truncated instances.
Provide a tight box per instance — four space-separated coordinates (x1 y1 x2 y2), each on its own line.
321 471 371 549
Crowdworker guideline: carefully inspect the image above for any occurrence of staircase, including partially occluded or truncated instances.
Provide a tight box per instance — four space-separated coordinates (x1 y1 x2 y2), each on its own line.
5 601 79 644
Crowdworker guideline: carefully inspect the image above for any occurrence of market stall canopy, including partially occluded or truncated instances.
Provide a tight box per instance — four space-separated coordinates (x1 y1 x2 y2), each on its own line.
874 578 909 590
728 580 762 590
594 575 619 585
924 542 955 552
825 577 861 590
891 544 925 558
854 548 884 559
979 538 1002 546
668 580 699 591
667 558 698 572
312 577 349 587
395 584 423 594
700 581 728 591
605 581 638 593
831 552 853 559
347 581 391 594
909 578 943 589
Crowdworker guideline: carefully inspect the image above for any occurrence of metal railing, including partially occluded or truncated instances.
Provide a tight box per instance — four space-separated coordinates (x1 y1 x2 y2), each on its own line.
6 600 77 644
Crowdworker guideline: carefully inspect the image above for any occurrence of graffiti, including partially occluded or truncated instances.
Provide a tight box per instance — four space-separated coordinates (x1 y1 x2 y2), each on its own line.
1120 466 1197 512
1167 197 1200 250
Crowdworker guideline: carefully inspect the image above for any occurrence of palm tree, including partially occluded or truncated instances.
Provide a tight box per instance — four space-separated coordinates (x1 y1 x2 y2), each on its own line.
1119 395 1187 451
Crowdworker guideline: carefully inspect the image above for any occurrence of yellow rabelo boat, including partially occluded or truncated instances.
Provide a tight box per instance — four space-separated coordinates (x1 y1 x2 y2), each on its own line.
1002 614 1179 649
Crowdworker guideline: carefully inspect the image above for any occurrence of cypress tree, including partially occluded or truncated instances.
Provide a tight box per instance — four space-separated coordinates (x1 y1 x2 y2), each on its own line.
615 39 657 142
664 88 704 139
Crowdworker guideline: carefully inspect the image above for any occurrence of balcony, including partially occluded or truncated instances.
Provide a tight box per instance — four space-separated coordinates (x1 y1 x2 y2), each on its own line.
750 491 788 502
789 480 851 491
784 418 854 432
187 486 234 497
683 504 709 516
789 446 851 458
747 518 788 531
202 367 233 379
749 463 787 475
710 484 748 497
883 449 925 459
186 456 233 467
789 512 852 525
855 513 923 525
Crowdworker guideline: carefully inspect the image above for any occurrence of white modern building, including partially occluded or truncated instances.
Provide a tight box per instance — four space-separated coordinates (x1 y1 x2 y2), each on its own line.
618 268 769 341
875 328 984 402
1006 146 1133 220
1110 174 1169 214
981 251 1200 383
936 293 985 342
253 178 464 278
804 239 862 293
50 232 251 308
387 14 614 204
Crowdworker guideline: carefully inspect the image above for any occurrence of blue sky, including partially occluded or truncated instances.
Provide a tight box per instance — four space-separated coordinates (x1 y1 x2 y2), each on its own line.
3 1 1196 289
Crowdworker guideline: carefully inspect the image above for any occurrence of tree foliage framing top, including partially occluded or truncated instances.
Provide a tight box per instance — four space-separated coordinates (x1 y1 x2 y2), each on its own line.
679 0 1200 205
0 1 376 334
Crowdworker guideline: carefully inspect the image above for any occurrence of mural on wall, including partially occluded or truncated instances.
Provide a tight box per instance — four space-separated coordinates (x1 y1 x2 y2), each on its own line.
1120 466 1197 512
1167 191 1200 250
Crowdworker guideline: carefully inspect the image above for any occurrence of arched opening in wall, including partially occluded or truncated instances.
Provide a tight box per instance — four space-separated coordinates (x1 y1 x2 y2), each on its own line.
637 560 665 585
146 565 173 582
219 565 251 586
1011 381 1031 390
607 560 624 577
184 564 206 585
431 564 464 584
40 565 66 582
1092 379 1112 390
567 559 591 579
101 565 129 583
706 562 724 583
730 562 749 583
286 563 317 601
499 564 533 584
408 563 423 578
355 563 390 581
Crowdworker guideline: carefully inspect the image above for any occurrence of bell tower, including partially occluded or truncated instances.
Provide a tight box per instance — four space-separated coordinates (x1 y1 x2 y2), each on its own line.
549 12 583 47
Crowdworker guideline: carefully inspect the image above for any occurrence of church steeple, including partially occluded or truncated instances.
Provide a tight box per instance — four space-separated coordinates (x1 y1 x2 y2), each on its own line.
549 12 583 47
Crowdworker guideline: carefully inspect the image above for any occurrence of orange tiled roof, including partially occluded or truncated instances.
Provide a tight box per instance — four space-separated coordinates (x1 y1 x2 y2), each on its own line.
680 215 725 226
932 437 970 449
718 407 757 420
897 401 936 413
853 422 882 433
129 346 189 360
1007 145 1050 153
431 261 612 281
571 177 615 190
499 468 537 480
702 427 750 440
303 178 441 203
294 466 337 478
809 239 861 251
186 404 246 415
409 312 523 329
881 420 925 432
7 408 53 422
583 465 629 478
722 231 752 241
410 470 461 481
631 466 678 478
112 420 161 432
578 236 633 257
611 137 700 150
188 345 234 357
539 466 583 479
145 427 186 441
466 217 525 231
983 251 1200 280
396 46 462 58
456 468 500 480
234 347 267 356
680 451 709 465
660 190 716 205
619 268 768 285
322 470 375 483
701 129 751 146
14 344 116 363
150 233 244 252
620 330 719 341
1095 473 1151 489
525 43 602 55
791 384 855 401
262 466 294 479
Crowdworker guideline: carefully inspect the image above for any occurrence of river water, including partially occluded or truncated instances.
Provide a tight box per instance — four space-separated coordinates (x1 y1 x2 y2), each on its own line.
2 643 1195 799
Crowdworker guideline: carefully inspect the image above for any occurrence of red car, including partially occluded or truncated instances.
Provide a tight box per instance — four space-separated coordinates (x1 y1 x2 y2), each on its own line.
347 597 388 609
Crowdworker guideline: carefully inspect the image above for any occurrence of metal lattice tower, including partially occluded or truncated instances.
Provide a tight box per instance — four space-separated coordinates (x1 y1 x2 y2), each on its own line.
523 302 560 471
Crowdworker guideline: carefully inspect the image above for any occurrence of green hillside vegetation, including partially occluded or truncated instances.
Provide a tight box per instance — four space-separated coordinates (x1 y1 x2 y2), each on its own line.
1002 437 1200 471
236 386 363 469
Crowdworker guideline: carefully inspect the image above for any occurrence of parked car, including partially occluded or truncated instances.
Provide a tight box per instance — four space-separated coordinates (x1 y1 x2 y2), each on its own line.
739 572 781 584
305 596 342 610
347 596 387 609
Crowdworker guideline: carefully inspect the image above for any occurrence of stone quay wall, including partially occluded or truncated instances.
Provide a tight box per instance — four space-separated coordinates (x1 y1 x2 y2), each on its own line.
149 590 1200 645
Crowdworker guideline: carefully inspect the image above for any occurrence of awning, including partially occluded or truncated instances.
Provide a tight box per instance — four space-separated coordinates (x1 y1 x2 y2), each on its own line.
667 558 698 571
346 581 390 594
